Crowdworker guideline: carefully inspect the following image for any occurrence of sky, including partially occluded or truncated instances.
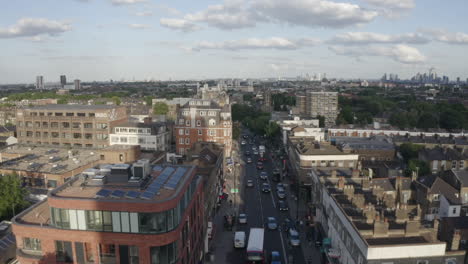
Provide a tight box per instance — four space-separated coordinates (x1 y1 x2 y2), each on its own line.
1 0 468 83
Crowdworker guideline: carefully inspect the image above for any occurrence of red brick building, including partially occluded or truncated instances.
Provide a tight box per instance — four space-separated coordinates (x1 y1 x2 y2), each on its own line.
12 164 204 264
174 99 232 156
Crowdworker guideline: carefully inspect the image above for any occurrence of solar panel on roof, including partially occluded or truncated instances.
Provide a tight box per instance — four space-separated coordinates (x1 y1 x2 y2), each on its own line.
141 191 156 200
126 191 140 199
111 190 125 198
152 166 163 171
164 167 187 189
147 186 160 193
96 189 111 198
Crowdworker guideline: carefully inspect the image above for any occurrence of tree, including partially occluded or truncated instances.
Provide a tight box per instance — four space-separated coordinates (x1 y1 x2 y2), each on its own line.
144 96 153 106
264 122 280 138
0 174 28 219
338 106 354 124
399 143 424 162
232 125 241 139
389 112 408 129
417 113 438 130
153 102 169 115
111 96 121 106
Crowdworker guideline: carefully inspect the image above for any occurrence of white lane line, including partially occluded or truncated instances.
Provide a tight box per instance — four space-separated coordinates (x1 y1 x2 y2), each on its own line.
266 175 276 209
279 230 288 264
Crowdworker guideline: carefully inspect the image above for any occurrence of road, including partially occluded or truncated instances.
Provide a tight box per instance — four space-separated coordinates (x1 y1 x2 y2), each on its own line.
211 129 321 263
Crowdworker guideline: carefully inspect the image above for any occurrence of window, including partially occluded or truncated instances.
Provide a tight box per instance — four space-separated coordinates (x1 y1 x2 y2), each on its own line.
185 120 190 126
196 120 201 126
42 122 48 128
51 122 59 128
208 111 216 116
52 132 59 138
446 258 457 264
178 119 184 125
179 138 184 144
96 134 108 140
452 207 458 215
433 194 440 201
185 129 189 135
85 133 93 139
120 137 128 143
129 245 139 264
34 121 41 128
416 261 428 264
200 111 206 116
198 129 202 135
73 133 82 139
47 180 57 188
35 132 41 138
139 212 167 233
97 123 108 129
99 244 116 263
185 138 190 145
84 123 93 129
56 240 73 263
209 119 216 126
62 122 70 128
55 112 63 116
182 111 189 116
150 242 177 264
23 237 41 252
72 122 81 129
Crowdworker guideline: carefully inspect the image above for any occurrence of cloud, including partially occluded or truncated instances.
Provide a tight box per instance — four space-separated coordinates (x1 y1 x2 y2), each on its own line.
361 0 414 17
43 55 122 61
135 11 153 17
421 29 468 45
253 0 378 28
183 0 260 30
156 5 182 16
190 37 320 51
111 0 146 6
0 18 71 39
329 44 425 64
160 18 200 32
128 23 150 29
328 32 429 45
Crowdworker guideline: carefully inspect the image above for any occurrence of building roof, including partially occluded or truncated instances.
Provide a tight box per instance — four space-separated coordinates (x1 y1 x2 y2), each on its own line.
441 216 468 229
52 165 196 202
370 178 395 192
420 147 467 161
428 177 461 204
0 145 100 175
292 139 351 156
23 104 122 111
451 170 468 188
0 126 15 133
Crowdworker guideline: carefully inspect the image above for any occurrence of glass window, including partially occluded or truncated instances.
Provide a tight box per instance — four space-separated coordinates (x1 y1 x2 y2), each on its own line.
23 237 41 251
129 245 139 264
139 212 167 233
56 240 73 263
99 244 116 263
47 180 57 188
150 242 177 264
84 123 93 129
86 211 103 231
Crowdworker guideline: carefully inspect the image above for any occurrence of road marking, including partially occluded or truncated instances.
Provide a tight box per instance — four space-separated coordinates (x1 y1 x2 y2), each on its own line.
279 229 288 264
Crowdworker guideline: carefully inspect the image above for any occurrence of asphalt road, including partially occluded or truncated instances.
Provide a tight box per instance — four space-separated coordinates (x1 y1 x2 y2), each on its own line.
235 133 308 264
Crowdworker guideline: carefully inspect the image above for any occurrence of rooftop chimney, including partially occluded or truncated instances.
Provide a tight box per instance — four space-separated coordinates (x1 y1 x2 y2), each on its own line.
451 229 461 251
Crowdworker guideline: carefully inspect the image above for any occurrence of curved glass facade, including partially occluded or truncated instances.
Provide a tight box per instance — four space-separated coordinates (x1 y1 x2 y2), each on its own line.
50 177 199 235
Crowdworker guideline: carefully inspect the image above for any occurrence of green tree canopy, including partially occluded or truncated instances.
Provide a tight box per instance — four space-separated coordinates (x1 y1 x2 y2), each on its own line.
0 174 29 219
153 102 169 115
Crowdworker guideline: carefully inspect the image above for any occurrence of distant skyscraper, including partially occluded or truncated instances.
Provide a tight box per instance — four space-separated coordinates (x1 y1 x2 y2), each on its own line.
74 79 81 90
456 77 460 84
60 75 67 86
35 76 44 90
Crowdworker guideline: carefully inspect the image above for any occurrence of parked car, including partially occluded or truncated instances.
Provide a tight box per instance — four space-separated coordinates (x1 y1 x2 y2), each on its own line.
256 162 264 170
260 171 268 180
270 251 282 264
238 213 247 224
289 229 300 246
262 183 271 193
241 140 246 145
245 151 251 156
247 157 252 164
267 217 278 230
246 179 254 187
253 150 259 155
278 200 288 211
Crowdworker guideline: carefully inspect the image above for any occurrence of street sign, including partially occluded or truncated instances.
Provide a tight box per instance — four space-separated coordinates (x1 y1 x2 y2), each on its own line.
230 188 239 193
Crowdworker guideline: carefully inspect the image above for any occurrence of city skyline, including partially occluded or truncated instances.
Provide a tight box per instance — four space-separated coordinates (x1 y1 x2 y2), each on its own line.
1 0 468 83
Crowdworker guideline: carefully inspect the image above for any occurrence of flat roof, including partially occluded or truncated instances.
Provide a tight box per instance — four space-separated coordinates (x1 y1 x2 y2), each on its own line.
0 145 100 174
22 104 122 111
53 165 195 202
366 236 428 246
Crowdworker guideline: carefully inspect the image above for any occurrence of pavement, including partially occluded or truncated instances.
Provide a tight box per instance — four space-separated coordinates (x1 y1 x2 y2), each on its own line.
209 131 322 264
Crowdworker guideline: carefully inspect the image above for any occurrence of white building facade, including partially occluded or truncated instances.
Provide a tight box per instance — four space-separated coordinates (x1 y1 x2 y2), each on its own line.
109 124 168 151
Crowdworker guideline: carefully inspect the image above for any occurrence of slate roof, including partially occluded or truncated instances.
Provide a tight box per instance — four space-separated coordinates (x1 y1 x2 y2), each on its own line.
370 178 395 192
428 177 461 205
452 170 468 188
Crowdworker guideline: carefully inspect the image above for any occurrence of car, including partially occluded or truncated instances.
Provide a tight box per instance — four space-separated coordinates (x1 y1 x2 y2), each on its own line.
246 179 254 187
247 157 252 164
270 251 282 264
243 135 249 139
260 171 268 180
278 200 288 211
272 169 281 182
241 140 246 145
238 213 247 224
277 189 286 199
288 229 300 246
258 156 268 162
262 183 271 193
252 146 258 151
267 217 278 230
234 231 246 248
245 151 251 156
276 183 286 191
256 162 264 170
253 150 259 155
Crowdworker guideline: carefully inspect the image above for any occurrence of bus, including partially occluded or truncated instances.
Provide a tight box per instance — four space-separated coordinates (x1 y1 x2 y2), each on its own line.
247 228 265 263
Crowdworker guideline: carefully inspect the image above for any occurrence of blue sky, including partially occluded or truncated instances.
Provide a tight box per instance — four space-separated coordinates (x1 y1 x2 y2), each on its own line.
1 0 468 84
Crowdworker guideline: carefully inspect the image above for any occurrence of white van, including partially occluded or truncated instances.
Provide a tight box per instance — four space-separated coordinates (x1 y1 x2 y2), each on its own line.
289 229 300 246
234 231 246 248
